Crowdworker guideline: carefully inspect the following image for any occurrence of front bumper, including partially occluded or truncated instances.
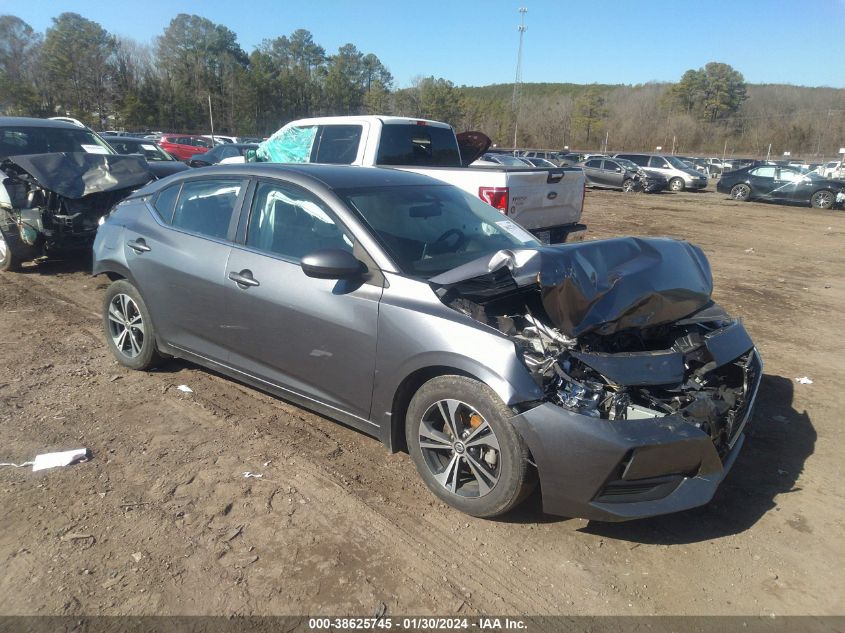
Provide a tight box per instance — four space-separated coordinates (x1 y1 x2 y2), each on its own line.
685 177 709 189
510 348 762 522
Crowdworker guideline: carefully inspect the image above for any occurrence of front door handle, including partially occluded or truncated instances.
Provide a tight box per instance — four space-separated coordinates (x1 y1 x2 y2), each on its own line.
127 239 151 253
228 269 260 288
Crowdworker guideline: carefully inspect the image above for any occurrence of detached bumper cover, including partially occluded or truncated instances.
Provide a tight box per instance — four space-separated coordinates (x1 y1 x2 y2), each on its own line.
511 347 762 522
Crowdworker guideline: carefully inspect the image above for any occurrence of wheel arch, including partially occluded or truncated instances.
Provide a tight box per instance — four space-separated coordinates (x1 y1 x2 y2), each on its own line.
388 365 477 453
810 188 835 208
92 261 138 287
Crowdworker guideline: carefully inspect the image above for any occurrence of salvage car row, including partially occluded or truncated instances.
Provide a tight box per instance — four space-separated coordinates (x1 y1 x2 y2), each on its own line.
1 114 763 522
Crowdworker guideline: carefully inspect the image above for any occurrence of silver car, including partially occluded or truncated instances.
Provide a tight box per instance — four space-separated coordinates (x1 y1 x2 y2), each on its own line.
614 153 709 191
93 164 761 521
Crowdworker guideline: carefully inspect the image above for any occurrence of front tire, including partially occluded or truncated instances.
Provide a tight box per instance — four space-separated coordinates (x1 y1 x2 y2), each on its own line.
811 190 834 209
0 229 22 272
405 375 535 518
669 177 685 192
102 280 163 371
622 179 636 193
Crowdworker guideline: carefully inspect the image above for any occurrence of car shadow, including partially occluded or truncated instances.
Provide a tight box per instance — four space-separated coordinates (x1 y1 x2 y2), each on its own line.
17 252 92 275
578 373 814 544
137 359 813 539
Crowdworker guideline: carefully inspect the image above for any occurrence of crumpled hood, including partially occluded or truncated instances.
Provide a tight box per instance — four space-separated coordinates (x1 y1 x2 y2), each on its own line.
430 237 713 337
2 152 152 199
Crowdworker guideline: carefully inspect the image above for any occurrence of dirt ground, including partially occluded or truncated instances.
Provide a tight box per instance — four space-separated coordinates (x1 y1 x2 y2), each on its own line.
1 183 843 618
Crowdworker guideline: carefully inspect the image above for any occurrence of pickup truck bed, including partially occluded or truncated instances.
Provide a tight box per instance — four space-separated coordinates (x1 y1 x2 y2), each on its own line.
254 116 586 243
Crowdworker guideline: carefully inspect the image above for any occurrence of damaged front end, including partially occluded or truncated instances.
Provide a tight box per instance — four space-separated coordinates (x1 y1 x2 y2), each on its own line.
0 152 151 262
431 237 762 520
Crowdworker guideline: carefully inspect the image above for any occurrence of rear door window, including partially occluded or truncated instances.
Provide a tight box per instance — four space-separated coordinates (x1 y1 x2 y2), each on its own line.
376 124 461 167
584 159 602 168
313 125 363 164
750 166 776 178
171 179 243 240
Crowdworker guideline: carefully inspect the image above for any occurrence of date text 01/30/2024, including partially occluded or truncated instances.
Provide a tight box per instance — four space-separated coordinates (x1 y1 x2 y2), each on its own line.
308 617 527 630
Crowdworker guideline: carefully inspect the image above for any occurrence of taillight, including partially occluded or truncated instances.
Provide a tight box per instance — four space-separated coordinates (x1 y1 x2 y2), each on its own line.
479 186 509 213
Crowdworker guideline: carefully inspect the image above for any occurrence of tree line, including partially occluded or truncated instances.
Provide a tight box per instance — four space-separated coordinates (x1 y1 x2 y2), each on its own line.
1 12 843 158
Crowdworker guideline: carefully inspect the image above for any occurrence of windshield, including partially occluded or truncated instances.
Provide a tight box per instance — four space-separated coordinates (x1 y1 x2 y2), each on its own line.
109 139 173 161
666 156 692 169
0 126 114 159
339 184 539 278
615 158 639 171
489 154 528 166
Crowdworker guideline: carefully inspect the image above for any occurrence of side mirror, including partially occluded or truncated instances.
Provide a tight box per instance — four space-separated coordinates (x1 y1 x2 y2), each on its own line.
615 167 622 173
301 249 364 279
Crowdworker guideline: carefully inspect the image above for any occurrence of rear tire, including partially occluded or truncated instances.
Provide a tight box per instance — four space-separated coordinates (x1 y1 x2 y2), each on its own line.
102 280 163 371
730 183 751 202
405 375 535 518
811 190 834 209
669 177 685 192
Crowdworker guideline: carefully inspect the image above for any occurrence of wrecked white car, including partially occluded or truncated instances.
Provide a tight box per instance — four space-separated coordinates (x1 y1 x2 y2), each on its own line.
0 117 152 271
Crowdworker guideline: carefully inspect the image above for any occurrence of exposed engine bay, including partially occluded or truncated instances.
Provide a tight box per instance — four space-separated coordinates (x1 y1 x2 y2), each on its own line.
0 152 151 256
431 237 761 456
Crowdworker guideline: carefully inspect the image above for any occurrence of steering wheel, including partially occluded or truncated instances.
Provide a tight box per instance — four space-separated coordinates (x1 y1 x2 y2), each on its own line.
430 228 467 253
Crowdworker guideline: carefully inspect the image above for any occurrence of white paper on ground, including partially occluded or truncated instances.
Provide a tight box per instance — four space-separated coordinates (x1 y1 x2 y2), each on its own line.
795 376 813 385
176 385 193 393
31 448 90 472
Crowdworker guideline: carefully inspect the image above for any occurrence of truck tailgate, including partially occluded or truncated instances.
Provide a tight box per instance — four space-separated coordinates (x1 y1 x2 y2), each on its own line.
503 168 584 231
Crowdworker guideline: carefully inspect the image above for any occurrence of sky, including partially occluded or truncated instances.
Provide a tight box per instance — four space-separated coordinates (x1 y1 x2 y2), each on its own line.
4 0 845 89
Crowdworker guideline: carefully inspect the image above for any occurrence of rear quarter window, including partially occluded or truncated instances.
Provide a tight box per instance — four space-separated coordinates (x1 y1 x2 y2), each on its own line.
152 184 181 223
376 124 461 167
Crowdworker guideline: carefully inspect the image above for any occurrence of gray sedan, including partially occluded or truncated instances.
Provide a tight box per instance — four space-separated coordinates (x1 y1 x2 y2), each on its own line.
93 164 761 521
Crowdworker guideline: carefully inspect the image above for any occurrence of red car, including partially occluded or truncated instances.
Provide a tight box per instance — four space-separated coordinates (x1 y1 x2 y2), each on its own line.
158 134 213 161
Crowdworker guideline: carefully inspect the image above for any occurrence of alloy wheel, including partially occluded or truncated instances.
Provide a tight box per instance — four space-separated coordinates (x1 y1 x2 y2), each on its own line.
418 399 501 498
812 191 833 209
732 184 751 201
107 293 145 358
0 232 7 260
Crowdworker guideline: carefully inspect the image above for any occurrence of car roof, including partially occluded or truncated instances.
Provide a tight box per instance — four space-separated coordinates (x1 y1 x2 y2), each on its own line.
133 163 446 196
0 116 87 130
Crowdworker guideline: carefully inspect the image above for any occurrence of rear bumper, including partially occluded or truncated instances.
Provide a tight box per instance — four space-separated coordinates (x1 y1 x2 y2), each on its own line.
530 223 587 244
510 348 762 522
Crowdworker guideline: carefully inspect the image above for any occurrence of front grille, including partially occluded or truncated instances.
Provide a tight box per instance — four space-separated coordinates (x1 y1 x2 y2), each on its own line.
594 475 683 504
724 350 762 452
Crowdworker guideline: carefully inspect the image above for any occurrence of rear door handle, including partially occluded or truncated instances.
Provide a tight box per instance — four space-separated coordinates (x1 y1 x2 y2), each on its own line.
127 239 151 253
228 269 260 288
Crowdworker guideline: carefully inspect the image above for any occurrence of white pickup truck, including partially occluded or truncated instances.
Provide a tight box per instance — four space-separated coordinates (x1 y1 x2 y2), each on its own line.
252 116 586 243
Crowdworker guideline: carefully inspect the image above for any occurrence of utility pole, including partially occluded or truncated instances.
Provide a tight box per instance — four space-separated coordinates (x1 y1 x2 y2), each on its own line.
511 7 527 154
208 94 215 143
